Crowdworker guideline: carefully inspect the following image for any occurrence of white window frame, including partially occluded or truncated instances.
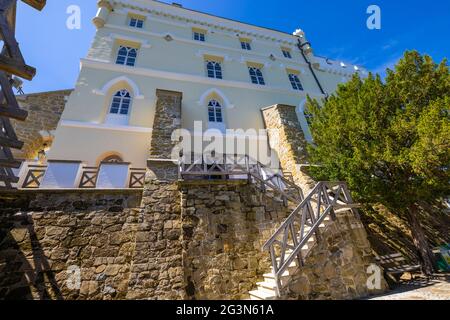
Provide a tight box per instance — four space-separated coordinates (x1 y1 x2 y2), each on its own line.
241 41 251 50
248 66 265 85
207 99 223 123
288 73 304 91
106 89 132 125
206 60 223 79
193 31 206 42
282 49 292 59
129 17 144 29
116 46 138 67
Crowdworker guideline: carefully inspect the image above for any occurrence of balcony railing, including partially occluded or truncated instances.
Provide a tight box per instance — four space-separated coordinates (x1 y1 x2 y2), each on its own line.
15 160 146 190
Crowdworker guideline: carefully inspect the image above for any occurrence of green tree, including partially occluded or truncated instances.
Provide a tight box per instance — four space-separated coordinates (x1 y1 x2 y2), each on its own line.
306 51 450 275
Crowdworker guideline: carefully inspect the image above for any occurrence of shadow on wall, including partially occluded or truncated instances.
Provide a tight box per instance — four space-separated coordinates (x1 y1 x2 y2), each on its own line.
0 214 63 300
361 200 450 263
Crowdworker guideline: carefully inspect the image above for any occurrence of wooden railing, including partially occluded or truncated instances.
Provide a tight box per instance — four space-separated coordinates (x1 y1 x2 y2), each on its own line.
21 164 47 188
20 163 147 189
79 167 98 188
262 181 360 296
129 168 146 188
179 155 303 205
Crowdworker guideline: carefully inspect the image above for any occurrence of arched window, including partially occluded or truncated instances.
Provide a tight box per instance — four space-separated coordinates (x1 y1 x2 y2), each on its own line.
208 100 223 123
206 61 222 79
102 154 123 163
110 90 132 115
116 46 138 67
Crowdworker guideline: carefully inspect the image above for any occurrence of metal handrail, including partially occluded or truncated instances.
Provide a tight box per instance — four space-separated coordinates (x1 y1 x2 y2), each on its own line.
262 181 358 297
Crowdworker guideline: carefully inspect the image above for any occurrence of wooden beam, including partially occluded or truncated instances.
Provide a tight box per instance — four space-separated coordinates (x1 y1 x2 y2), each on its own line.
0 135 23 149
0 173 19 183
0 158 21 168
0 55 35 80
21 0 46 11
0 104 27 120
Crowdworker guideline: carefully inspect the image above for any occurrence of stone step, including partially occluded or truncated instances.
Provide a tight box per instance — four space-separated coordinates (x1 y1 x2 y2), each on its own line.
249 288 277 300
263 270 290 282
256 280 278 291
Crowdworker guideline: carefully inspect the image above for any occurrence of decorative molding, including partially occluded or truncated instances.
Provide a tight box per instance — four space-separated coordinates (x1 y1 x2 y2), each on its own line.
239 56 271 69
108 33 152 48
195 49 232 61
103 23 311 69
197 88 234 109
93 75 145 99
81 58 326 98
60 120 152 133
110 0 297 45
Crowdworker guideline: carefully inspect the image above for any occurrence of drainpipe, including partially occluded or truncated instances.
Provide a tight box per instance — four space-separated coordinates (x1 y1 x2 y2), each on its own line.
296 37 327 98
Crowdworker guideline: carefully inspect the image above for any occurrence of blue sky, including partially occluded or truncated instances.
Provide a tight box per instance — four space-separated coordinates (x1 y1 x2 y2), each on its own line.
17 0 450 93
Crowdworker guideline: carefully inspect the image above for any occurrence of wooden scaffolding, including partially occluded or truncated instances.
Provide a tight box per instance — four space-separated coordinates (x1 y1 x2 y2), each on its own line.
0 0 46 189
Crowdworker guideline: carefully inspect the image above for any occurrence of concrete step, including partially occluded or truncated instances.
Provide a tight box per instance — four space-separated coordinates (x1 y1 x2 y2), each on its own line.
263 270 290 282
249 288 277 300
256 280 278 291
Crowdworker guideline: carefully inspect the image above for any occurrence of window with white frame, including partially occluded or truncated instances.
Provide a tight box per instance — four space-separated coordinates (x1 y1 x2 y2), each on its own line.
193 31 206 42
241 40 251 50
206 60 222 79
116 46 138 67
288 73 304 91
282 49 292 59
248 66 265 85
208 100 223 123
110 90 132 115
129 17 144 28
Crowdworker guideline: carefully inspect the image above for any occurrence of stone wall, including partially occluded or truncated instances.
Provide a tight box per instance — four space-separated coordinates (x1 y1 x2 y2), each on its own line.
180 180 293 300
262 104 315 191
0 190 142 300
286 210 388 300
125 180 185 300
149 89 182 160
13 90 72 160
0 180 383 300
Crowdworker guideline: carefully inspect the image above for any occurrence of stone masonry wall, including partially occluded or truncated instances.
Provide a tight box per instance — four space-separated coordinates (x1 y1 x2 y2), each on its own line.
0 183 383 300
0 190 142 300
149 89 182 160
286 210 388 300
262 104 315 191
180 181 293 300
13 90 72 160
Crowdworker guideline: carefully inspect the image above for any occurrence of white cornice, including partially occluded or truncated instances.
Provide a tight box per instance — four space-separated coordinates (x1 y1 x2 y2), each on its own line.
60 120 153 133
81 58 326 98
111 0 298 45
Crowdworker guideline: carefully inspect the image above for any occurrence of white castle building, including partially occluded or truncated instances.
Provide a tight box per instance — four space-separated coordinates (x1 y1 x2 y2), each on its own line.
17 0 366 189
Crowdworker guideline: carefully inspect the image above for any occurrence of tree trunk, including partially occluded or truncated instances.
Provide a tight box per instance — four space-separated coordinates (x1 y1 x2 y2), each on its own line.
405 203 435 276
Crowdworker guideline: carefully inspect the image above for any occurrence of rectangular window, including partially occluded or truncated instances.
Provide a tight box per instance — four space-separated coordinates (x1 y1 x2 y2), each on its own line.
116 46 138 67
288 73 304 91
129 17 144 29
248 66 265 85
241 41 251 50
282 49 292 59
206 60 222 79
193 31 206 42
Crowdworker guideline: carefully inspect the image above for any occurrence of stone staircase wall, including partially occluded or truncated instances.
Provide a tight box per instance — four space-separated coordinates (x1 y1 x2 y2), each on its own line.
285 210 388 300
180 180 294 300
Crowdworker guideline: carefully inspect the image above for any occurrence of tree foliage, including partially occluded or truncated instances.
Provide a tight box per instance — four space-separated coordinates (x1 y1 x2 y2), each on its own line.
306 51 449 210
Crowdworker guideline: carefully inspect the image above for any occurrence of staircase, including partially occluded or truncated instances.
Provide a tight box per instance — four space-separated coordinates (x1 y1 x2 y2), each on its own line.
248 181 360 300
178 155 359 300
